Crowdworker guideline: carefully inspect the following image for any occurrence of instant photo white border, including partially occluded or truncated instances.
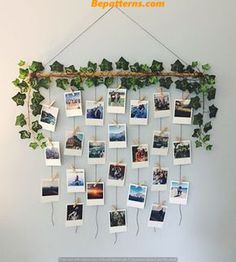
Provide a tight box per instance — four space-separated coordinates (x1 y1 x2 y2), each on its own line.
107 162 126 187
64 131 84 157
65 203 84 227
64 91 83 117
41 178 60 203
66 169 85 193
173 99 192 125
169 180 190 205
148 204 167 228
131 144 149 169
127 184 147 209
151 131 169 156
107 88 126 114
108 124 127 149
151 167 168 192
44 141 61 166
153 92 171 118
88 141 106 165
173 140 192 165
86 182 105 206
85 100 104 126
129 100 149 125
108 209 127 233
39 105 59 132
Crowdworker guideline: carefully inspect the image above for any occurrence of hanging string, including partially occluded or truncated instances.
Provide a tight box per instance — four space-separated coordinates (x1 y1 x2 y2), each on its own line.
51 202 55 226
178 120 183 226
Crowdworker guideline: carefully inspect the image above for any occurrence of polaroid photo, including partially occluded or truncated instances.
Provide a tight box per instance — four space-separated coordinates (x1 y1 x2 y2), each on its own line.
65 203 83 227
86 182 104 206
64 91 83 117
88 141 106 165
108 124 127 149
127 184 147 209
153 92 171 118
148 204 167 228
107 88 126 114
151 131 169 156
151 167 168 192
85 100 104 126
41 178 59 203
130 100 148 125
169 180 190 205
44 141 61 166
173 99 192 125
173 140 191 165
64 131 84 156
107 162 126 187
131 144 149 169
39 105 59 132
66 169 85 193
108 209 127 233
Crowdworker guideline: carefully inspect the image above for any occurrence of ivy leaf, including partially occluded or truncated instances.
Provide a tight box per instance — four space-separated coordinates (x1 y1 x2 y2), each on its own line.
192 128 201 138
192 61 199 68
171 60 185 73
87 61 97 72
99 59 113 71
15 113 26 127
150 60 164 72
40 141 47 149
71 77 82 89
29 142 39 150
193 113 203 126
29 61 44 72
32 120 42 133
18 60 26 67
93 77 104 87
19 130 31 139
203 121 212 133
139 64 150 73
207 87 216 100
116 57 129 70
12 78 20 87
159 77 173 89
50 61 64 72
136 77 146 88
209 104 218 118
206 144 213 151
189 96 201 110
185 65 194 73
65 65 77 73
12 92 26 106
202 64 211 71
146 76 158 86
85 78 95 88
56 78 69 90
175 79 188 91
36 132 45 141
195 140 202 148
13 80 29 93
30 103 42 116
104 77 114 87
31 92 44 104
19 68 29 79
120 78 134 89
202 134 210 143
192 82 201 94
130 62 140 72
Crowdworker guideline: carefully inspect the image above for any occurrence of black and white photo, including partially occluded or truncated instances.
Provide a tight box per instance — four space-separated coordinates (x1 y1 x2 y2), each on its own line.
108 209 127 233
173 140 191 165
173 99 192 124
151 167 168 191
41 178 59 203
153 92 171 118
148 204 167 228
65 203 83 227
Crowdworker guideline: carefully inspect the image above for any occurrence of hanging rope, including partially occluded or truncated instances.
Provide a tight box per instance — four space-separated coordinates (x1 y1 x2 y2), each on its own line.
178 124 183 226
51 202 55 227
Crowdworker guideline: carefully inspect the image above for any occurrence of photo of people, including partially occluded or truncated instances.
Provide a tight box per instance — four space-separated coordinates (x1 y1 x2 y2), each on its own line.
108 209 127 233
65 203 83 227
85 101 104 126
130 100 148 125
148 204 167 228
153 92 171 118
39 105 59 132
44 141 61 166
127 184 147 209
131 144 149 168
151 167 168 191
64 131 84 156
66 169 85 193
107 88 126 114
169 181 190 205
41 178 59 203
108 124 127 148
107 163 126 187
86 182 104 206
173 140 191 165
151 131 169 156
88 141 106 164
64 91 82 117
173 99 192 124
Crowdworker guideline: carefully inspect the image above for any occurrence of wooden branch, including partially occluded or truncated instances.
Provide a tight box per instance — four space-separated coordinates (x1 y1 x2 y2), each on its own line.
32 70 203 79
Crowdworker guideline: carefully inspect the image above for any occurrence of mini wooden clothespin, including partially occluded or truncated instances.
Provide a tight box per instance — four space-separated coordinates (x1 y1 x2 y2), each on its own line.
133 138 140 146
73 125 80 135
51 172 59 182
94 178 102 187
160 127 168 136
90 135 97 142
73 197 81 207
95 96 103 104
155 162 162 169
47 137 53 147
157 200 166 208
67 86 75 93
112 119 119 125
176 136 183 143
70 164 77 172
179 176 186 184
116 84 122 90
116 160 123 166
138 96 147 103
139 182 146 187
46 100 55 108
159 87 164 97
183 92 190 101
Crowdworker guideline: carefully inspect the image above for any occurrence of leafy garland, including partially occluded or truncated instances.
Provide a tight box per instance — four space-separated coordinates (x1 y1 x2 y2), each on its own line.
12 57 218 150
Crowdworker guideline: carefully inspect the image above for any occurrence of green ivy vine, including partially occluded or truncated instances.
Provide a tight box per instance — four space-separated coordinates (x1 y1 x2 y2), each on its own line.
12 57 218 150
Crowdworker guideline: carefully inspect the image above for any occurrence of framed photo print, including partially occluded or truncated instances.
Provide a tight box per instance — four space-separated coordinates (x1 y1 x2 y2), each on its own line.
173 99 192 124
44 141 61 166
131 144 149 168
108 124 127 149
151 167 168 191
173 140 191 165
108 209 127 233
107 88 126 114
39 105 59 132
127 184 147 209
65 203 83 227
151 131 169 156
130 100 148 125
64 131 84 156
107 162 126 187
88 141 106 165
64 91 82 117
86 182 104 206
85 100 104 126
153 92 171 118
169 180 189 205
66 169 85 193
148 204 167 228
41 178 59 203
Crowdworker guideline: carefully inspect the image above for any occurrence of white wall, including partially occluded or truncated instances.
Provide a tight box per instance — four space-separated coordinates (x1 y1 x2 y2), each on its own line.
0 1 236 262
